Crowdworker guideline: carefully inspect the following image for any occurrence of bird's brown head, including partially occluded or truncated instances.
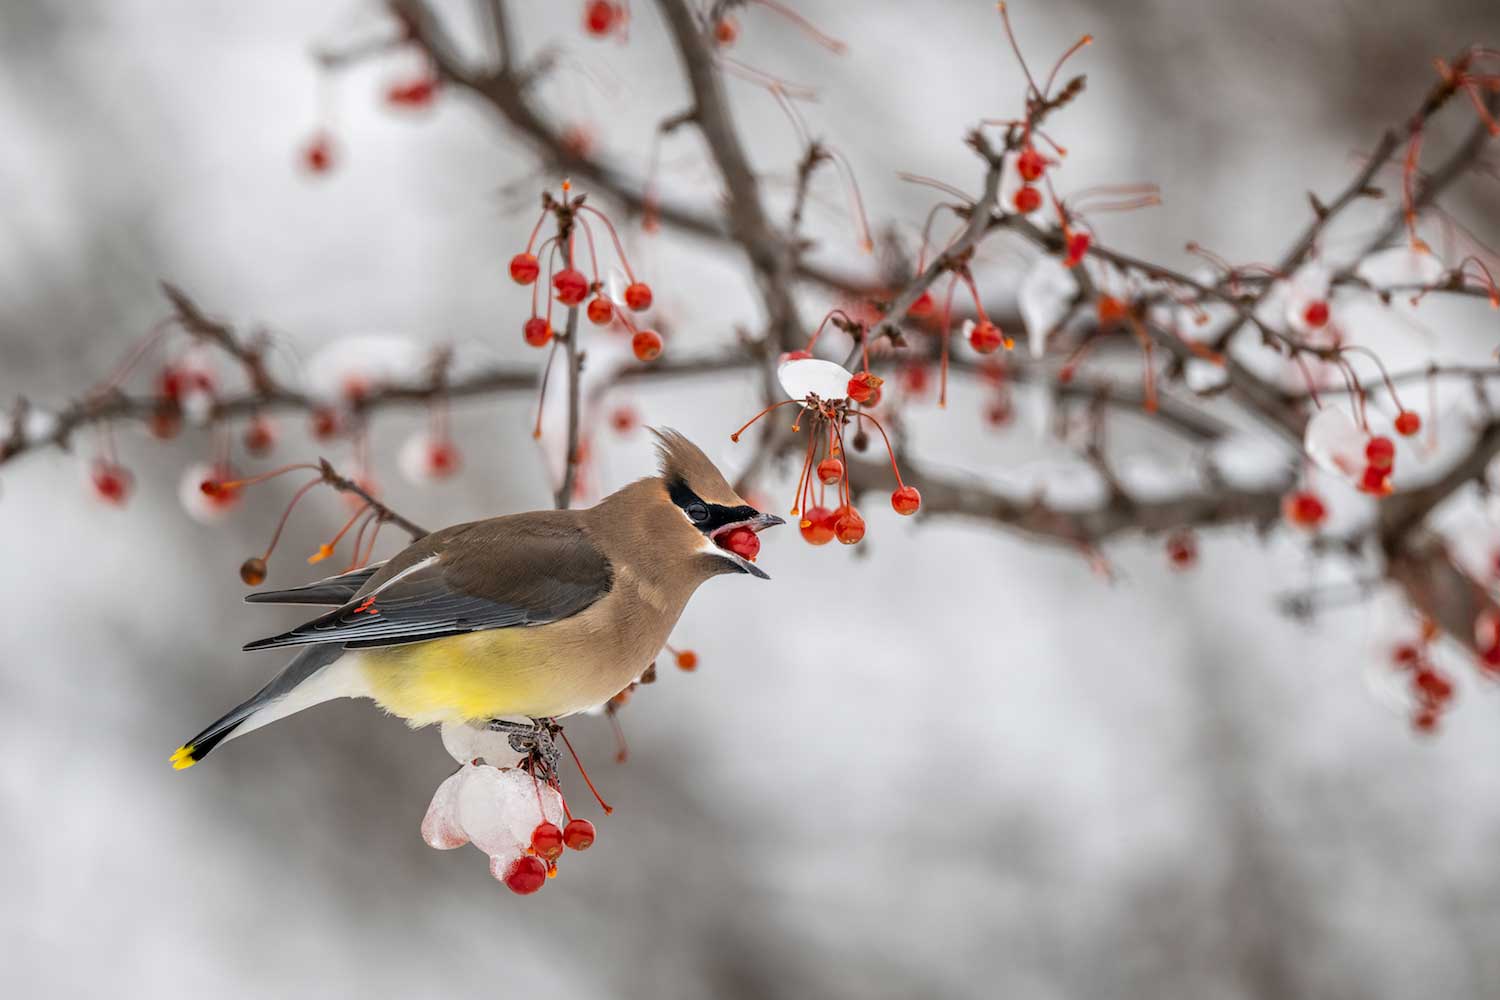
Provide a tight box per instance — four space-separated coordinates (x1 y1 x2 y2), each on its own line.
650 428 783 579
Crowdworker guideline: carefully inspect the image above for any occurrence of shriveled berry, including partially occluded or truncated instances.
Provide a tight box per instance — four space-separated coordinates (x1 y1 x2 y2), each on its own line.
1016 146 1046 181
969 320 1005 354
623 282 653 311
632 330 663 361
846 371 882 403
523 317 552 348
719 525 760 561
816 457 844 485
509 253 540 285
891 485 921 515
501 854 548 895
552 267 589 306
1365 436 1395 471
530 821 565 862
562 818 596 851
834 506 866 545
587 296 614 325
240 556 268 586
800 506 836 546
1282 490 1326 529
1395 410 1422 436
1013 185 1042 214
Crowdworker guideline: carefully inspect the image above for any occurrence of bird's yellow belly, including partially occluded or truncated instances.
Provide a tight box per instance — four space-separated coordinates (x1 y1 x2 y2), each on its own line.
356 617 659 727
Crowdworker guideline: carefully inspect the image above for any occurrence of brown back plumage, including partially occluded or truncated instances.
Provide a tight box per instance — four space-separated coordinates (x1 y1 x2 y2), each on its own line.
651 427 745 507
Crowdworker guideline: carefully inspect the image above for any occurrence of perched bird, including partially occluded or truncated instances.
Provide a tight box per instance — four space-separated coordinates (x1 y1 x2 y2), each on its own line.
170 430 782 769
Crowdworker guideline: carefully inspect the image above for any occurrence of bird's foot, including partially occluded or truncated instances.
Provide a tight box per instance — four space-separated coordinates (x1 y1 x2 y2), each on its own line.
486 717 561 782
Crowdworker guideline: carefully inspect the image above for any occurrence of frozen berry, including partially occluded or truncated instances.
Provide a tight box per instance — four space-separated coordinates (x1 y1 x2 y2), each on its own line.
500 854 548 895
530 822 565 862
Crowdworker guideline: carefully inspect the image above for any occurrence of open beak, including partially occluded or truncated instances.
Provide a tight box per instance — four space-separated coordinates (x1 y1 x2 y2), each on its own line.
709 512 785 580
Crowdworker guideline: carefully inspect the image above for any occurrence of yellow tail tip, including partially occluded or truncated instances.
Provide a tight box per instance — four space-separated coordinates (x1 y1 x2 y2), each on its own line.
169 745 198 770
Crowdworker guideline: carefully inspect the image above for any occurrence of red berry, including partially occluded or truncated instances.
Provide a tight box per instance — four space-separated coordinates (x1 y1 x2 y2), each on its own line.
834 506 866 545
1302 300 1330 328
907 290 936 317
1414 669 1454 704
530 821 565 862
1360 466 1391 495
1394 410 1422 437
301 133 335 174
509 253 540 285
1063 231 1092 268
610 406 638 434
91 461 133 506
799 506 836 546
563 818 596 851
780 350 813 364
583 0 620 36
816 457 844 485
1166 531 1197 569
846 371 882 403
149 406 181 440
587 296 614 325
386 77 437 107
1097 296 1129 324
623 282 653 311
1013 185 1042 214
243 418 276 457
1365 436 1395 471
501 854 548 895
1016 147 1046 182
891 485 921 516
310 407 341 441
714 14 739 46
1281 490 1326 529
719 525 761 561
523 317 553 348
552 268 589 306
427 441 461 478
239 556 268 586
1412 708 1439 734
632 330 663 361
969 320 1005 354
1392 643 1421 668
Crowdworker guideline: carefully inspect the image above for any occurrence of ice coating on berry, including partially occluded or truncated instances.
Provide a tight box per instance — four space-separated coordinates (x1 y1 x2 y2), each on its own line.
420 769 470 850
778 357 854 402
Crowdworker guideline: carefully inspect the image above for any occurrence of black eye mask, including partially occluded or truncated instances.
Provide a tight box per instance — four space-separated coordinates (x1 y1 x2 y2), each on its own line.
667 478 759 535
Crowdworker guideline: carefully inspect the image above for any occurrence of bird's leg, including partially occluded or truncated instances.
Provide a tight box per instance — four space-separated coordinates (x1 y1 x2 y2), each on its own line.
486 716 562 784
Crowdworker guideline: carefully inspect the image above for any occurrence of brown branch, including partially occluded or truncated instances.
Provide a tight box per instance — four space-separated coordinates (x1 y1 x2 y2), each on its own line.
317 457 428 538
554 305 584 509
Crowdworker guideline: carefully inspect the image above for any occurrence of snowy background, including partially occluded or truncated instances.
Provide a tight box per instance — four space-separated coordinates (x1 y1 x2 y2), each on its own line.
4 1 1500 997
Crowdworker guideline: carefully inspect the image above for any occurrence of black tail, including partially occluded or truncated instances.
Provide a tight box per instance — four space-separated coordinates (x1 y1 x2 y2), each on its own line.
170 644 345 769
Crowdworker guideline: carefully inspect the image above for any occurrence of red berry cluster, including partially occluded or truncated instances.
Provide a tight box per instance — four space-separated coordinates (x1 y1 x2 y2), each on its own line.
508 184 662 362
502 816 598 896
1390 640 1455 733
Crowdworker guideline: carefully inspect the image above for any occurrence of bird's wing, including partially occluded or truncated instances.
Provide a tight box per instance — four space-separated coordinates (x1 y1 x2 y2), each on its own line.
242 513 613 652
244 563 388 606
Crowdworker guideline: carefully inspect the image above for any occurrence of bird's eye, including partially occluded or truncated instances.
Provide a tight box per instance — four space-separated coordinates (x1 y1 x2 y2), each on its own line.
686 502 709 523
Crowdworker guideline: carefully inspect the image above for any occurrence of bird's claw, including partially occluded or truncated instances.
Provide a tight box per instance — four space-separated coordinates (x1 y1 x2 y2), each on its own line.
486 717 561 782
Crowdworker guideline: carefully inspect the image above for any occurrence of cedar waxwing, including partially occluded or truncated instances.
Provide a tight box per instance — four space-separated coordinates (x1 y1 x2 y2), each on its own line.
170 430 782 769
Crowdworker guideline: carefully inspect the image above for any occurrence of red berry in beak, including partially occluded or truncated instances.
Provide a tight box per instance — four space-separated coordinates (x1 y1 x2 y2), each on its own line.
523 317 553 348
500 855 548 895
632 330 663 361
552 267 589 306
509 253 540 285
530 821 565 862
623 282 653 311
563 818 596 851
720 525 761 561
891 485 921 515
799 506 836 545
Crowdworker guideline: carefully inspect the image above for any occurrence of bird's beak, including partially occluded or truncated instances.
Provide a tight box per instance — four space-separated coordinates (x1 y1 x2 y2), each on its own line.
708 511 784 580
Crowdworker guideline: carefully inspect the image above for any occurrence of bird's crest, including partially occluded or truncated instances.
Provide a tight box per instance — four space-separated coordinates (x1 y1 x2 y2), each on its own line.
651 428 743 507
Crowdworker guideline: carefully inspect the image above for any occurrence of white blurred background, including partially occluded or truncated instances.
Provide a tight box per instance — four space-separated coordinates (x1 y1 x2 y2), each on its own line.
4 1 1500 997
